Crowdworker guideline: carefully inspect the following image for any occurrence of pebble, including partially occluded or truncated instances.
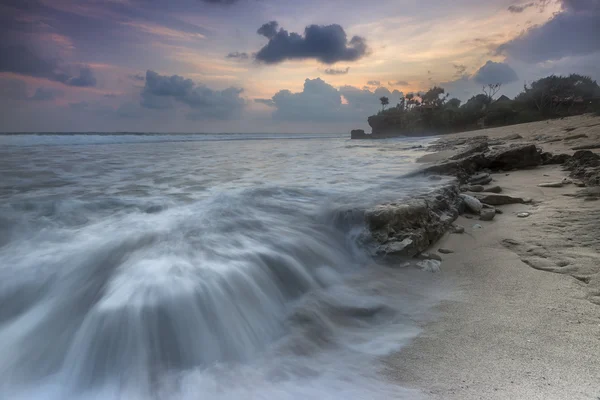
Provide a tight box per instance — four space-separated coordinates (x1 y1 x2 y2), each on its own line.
517 212 531 218
473 224 483 229
439 248 454 254
495 208 503 214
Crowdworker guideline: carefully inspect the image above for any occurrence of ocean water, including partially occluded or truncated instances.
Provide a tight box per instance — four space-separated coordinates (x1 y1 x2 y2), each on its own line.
0 133 446 400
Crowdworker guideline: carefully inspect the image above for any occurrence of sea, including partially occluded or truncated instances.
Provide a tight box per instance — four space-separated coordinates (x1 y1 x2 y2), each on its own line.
0 133 448 400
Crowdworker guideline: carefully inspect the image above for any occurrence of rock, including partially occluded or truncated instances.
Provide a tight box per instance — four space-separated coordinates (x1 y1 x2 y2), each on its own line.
467 185 485 192
479 209 496 221
428 175 443 181
417 259 441 273
473 193 526 206
420 252 442 262
485 144 543 170
538 182 564 188
469 173 492 185
464 214 473 219
438 248 454 254
564 150 600 187
451 224 465 234
572 143 600 150
502 133 523 141
573 180 586 187
517 212 530 218
350 129 368 139
449 141 489 161
563 133 588 141
473 224 483 229
365 184 462 258
495 208 504 214
460 194 483 213
485 185 502 193
541 152 571 165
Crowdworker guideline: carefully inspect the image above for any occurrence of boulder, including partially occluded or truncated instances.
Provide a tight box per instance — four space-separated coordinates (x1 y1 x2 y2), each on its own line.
467 185 485 192
485 185 502 193
473 193 526 205
485 144 543 170
460 194 483 213
480 209 496 221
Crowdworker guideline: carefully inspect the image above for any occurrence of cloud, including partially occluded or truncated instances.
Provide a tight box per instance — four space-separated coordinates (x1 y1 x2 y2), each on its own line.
226 52 249 60
388 80 409 86
497 0 600 63
69 101 90 111
130 74 145 81
30 87 64 101
200 0 240 4
473 61 519 85
367 80 381 86
254 21 368 64
0 45 97 87
507 2 535 13
140 70 245 119
254 98 275 106
261 78 403 122
324 67 350 75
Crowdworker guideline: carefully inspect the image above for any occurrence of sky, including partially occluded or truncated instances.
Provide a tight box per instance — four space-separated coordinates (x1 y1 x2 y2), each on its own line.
1 0 599 133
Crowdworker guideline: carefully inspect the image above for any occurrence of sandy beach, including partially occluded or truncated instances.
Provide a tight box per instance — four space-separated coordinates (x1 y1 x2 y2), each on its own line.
385 115 600 399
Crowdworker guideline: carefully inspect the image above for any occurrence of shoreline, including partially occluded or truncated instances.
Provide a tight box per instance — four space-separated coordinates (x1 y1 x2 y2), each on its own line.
381 114 600 399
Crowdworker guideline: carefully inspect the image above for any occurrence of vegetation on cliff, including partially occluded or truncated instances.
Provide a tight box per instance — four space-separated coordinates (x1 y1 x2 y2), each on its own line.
367 74 600 136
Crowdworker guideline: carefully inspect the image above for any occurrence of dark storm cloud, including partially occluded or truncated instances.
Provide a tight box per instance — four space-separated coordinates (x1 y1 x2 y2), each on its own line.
388 80 409 86
30 87 64 101
226 52 250 60
497 0 600 63
130 74 146 81
140 70 245 119
324 67 350 75
0 45 97 87
473 61 519 85
507 2 535 13
254 21 368 64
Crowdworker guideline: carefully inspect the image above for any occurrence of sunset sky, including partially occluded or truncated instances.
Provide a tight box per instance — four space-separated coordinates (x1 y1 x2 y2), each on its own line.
1 0 599 133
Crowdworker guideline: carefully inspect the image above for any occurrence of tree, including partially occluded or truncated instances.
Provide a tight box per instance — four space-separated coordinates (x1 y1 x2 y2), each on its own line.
421 86 448 108
482 83 501 103
446 98 462 109
379 96 389 111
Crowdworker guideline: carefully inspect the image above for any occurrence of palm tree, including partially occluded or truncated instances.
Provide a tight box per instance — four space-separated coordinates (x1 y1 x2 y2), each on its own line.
379 96 389 111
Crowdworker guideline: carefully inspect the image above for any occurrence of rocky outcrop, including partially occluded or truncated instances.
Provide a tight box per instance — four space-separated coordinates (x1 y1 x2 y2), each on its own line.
564 150 600 186
351 129 368 139
415 144 545 182
365 184 462 258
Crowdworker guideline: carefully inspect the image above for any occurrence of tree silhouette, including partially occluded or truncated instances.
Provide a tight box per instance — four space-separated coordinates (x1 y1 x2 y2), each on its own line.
483 83 501 103
379 96 389 111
